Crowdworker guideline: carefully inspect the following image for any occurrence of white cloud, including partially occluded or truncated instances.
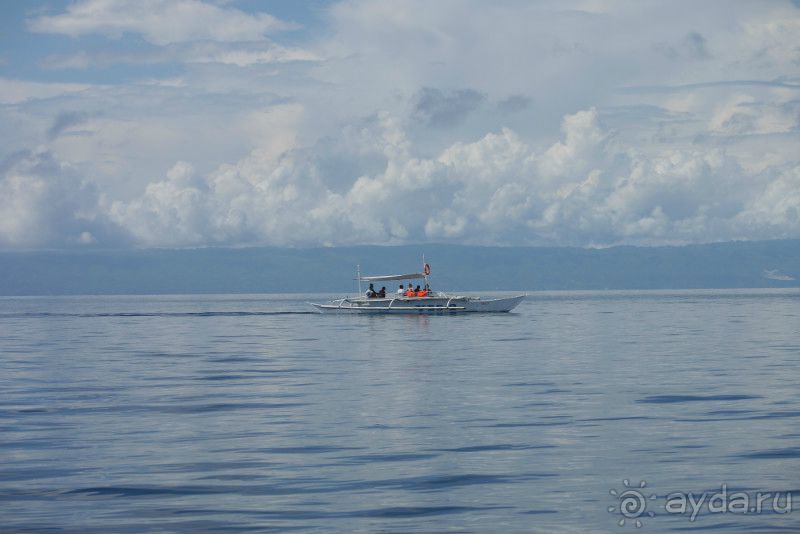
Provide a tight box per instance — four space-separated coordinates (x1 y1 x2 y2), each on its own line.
183 44 321 66
738 164 800 237
41 42 321 70
538 108 608 179
0 78 94 104
5 0 800 249
108 161 212 246
0 150 124 248
709 93 799 135
739 14 800 69
105 107 800 247
29 0 296 45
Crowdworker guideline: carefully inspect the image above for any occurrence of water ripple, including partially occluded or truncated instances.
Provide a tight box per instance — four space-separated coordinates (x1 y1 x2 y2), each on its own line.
637 394 761 404
2 290 798 532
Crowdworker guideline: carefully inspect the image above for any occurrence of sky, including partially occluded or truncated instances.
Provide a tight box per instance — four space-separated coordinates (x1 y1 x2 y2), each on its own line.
1 0 799 249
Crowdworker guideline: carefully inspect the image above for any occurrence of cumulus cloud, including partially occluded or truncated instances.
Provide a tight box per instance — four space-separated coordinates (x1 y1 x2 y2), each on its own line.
104 107 800 247
0 150 125 248
5 0 800 249
28 0 296 45
738 164 800 237
109 161 212 246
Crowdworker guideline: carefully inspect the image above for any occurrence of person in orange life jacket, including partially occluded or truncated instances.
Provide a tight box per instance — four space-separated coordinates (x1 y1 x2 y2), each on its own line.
405 285 416 297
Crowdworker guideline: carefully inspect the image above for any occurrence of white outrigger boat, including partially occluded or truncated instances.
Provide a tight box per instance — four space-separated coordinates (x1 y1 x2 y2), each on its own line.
310 262 524 314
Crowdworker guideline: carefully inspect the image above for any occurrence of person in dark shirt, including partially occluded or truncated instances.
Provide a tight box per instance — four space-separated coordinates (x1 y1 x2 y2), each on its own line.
378 287 386 298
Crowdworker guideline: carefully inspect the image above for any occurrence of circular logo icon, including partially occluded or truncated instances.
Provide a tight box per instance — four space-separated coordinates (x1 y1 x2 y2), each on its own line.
609 480 657 527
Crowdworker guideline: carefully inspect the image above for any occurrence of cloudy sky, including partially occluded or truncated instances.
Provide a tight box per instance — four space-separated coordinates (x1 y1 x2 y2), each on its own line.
1 0 799 249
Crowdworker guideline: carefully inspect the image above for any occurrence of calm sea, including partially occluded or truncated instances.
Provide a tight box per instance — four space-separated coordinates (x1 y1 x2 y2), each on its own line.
1 290 799 533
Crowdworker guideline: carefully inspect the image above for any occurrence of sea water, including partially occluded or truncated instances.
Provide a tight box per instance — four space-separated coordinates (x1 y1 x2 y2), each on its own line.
1 290 799 532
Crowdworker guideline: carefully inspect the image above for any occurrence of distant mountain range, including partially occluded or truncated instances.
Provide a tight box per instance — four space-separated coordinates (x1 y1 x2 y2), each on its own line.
0 240 798 295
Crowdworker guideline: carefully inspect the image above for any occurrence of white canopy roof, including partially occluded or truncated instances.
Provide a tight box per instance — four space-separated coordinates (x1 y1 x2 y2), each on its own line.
360 273 425 282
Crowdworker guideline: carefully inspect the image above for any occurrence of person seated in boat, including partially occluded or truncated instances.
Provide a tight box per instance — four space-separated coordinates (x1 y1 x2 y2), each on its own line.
366 283 376 298
405 285 416 297
413 284 422 296
378 286 386 298
417 285 428 297
397 284 405 296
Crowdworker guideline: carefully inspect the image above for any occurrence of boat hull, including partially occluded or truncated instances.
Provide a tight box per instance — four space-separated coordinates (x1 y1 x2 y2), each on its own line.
310 295 524 314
